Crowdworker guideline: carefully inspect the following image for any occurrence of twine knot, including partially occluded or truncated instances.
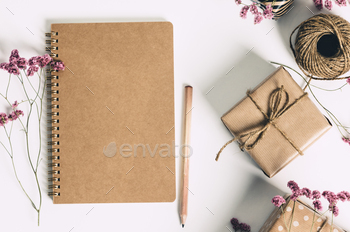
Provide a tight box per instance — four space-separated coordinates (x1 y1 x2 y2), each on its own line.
215 86 307 161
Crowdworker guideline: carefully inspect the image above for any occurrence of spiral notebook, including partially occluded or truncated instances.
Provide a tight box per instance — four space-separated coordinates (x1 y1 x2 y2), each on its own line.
47 22 175 204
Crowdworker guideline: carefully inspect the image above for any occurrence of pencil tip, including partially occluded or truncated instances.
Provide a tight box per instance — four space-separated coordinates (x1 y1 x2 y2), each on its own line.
182 224 185 228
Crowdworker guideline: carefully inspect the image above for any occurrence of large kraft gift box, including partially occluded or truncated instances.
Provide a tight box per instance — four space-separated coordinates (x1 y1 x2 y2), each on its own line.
220 66 331 177
259 195 347 232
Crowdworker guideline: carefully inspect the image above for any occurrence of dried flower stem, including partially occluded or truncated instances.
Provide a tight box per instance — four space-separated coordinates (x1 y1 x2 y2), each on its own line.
6 74 11 98
289 201 296 232
281 204 290 232
310 210 316 232
2 127 37 210
0 68 45 225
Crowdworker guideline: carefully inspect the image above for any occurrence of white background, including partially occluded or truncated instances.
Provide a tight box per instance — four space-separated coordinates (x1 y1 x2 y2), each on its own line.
0 0 350 231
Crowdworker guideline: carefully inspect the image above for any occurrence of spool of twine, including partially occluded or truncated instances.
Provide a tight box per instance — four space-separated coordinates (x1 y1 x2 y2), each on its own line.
290 14 350 80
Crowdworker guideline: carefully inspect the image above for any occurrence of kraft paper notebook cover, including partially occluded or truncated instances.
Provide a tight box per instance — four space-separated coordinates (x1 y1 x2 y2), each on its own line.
47 22 175 204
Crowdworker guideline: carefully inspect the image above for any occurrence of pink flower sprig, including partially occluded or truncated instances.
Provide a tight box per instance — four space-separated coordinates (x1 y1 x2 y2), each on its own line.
342 137 350 145
0 49 65 78
0 113 9 127
235 1 274 25
0 49 65 226
313 200 323 211
272 181 350 221
51 61 65 71
272 195 286 207
312 190 321 200
0 101 24 127
313 0 348 10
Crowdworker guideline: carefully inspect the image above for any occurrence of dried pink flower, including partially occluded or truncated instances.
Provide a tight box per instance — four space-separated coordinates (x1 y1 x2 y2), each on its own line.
312 190 321 200
0 62 9 71
263 4 274 19
337 192 347 202
335 0 347 6
323 191 338 205
342 137 350 144
12 101 19 109
347 78 350 85
240 6 249 19
239 222 251 232
16 57 28 70
272 195 286 207
37 54 52 68
250 3 259 15
9 49 20 63
302 188 312 199
322 190 330 198
235 0 242 5
339 191 350 200
314 0 323 10
9 110 24 121
254 12 264 25
0 113 9 127
51 61 65 71
28 56 39 66
27 65 39 77
290 190 301 201
330 205 340 217
287 180 300 193
313 200 323 211
7 63 20 75
231 218 240 230
325 0 333 9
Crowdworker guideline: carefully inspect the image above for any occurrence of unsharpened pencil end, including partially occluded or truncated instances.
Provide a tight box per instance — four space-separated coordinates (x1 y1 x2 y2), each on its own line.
182 224 185 228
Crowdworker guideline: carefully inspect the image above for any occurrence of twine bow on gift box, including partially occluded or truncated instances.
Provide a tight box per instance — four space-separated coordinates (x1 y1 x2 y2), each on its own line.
215 85 308 161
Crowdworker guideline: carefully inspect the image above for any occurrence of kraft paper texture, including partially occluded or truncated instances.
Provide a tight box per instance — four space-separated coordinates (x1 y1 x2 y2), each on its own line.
50 22 175 203
221 67 331 177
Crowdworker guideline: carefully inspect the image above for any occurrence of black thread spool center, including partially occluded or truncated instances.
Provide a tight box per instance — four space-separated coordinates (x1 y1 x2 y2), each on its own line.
317 34 340 57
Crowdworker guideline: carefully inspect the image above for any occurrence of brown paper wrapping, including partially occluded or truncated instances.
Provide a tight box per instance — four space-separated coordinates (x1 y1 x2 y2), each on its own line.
221 66 331 177
259 195 346 232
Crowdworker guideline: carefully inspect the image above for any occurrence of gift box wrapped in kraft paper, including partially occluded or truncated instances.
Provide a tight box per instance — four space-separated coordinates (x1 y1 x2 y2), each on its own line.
259 195 347 232
216 66 332 177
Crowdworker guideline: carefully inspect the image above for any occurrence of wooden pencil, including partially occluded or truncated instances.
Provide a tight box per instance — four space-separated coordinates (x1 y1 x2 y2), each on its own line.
181 85 193 228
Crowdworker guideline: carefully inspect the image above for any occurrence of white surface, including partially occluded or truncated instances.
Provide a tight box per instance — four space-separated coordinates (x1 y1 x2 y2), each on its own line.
0 0 350 231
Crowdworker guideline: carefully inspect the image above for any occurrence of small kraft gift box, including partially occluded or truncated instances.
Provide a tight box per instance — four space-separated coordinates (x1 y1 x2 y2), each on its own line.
216 66 332 177
259 195 347 232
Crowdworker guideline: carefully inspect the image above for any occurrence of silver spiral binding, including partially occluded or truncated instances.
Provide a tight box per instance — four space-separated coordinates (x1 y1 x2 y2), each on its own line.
46 46 58 51
48 170 60 175
47 119 59 124
48 104 59 109
47 97 59 102
48 141 59 145
47 90 59 94
48 134 59 138
46 39 58 44
47 112 59 116
47 83 59 87
49 184 60 189
48 192 60 196
47 31 60 197
48 163 60 167
48 177 60 182
48 155 60 160
45 32 58 37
